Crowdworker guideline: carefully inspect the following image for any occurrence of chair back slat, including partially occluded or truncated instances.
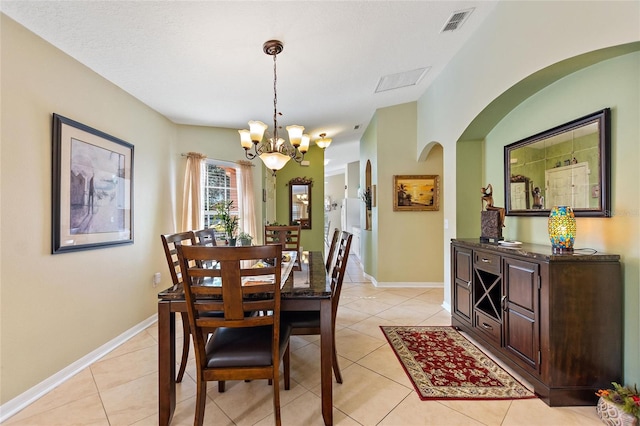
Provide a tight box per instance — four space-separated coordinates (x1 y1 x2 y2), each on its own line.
330 231 353 314
194 228 217 246
161 231 197 285
325 228 340 273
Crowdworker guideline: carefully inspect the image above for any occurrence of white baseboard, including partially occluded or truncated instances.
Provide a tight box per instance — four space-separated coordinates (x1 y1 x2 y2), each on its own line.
0 314 158 423
363 271 444 289
371 280 444 288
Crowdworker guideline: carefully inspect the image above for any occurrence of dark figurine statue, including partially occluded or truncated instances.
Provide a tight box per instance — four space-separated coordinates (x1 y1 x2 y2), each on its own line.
481 184 505 227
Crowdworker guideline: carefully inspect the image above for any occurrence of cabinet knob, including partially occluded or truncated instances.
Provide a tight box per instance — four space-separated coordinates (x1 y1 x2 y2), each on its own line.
501 295 507 311
467 280 471 289
481 258 491 263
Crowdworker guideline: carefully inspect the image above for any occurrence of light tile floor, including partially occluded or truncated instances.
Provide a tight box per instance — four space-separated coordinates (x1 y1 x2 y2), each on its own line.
4 256 603 425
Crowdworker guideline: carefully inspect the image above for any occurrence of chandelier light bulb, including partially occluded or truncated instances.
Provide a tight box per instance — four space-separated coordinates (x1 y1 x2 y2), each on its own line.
316 133 332 149
300 134 310 153
238 129 252 149
286 125 304 147
248 121 268 143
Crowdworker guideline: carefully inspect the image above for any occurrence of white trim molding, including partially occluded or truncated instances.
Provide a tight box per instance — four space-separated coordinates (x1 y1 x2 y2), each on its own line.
363 271 445 288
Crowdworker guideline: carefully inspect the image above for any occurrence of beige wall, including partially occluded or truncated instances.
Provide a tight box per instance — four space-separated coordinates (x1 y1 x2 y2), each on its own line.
0 14 174 403
0 14 269 405
361 102 444 285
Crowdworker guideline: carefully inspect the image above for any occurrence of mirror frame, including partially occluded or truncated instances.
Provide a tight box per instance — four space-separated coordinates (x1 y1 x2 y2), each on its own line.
288 177 313 229
504 108 611 217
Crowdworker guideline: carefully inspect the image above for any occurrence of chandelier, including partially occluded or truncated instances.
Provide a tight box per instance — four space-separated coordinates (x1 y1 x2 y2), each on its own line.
239 40 309 174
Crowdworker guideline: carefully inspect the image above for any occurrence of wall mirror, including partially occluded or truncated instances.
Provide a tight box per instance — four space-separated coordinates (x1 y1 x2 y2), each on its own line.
504 108 611 217
289 177 312 229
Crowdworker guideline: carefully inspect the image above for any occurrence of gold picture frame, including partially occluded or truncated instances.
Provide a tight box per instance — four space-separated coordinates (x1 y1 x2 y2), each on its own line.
393 175 439 211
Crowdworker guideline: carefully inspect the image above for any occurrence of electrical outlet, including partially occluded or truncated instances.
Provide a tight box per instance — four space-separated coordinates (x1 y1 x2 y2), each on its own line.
153 272 161 287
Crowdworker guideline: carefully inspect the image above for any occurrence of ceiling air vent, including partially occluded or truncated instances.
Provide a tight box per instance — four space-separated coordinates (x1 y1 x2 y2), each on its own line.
375 67 430 93
441 8 474 32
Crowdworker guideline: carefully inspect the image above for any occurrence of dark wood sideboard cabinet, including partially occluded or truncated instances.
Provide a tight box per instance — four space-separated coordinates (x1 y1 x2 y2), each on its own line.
450 239 622 406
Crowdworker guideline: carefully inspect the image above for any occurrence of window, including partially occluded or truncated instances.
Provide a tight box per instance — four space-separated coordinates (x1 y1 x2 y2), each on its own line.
201 160 240 240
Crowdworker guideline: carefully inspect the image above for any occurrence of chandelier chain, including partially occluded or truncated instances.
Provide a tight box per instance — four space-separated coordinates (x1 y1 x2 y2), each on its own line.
272 52 279 143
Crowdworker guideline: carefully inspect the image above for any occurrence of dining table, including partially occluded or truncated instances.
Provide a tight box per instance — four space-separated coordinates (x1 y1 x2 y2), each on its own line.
157 250 334 425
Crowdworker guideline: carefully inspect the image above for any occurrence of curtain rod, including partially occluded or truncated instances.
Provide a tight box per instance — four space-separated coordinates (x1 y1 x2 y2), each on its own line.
180 153 255 167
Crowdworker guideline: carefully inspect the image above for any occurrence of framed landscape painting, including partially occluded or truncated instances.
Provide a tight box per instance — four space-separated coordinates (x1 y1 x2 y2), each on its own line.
52 114 134 253
393 175 439 211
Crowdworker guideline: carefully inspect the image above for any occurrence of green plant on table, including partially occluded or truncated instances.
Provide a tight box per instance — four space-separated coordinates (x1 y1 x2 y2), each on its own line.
213 200 239 240
596 382 640 418
237 231 253 245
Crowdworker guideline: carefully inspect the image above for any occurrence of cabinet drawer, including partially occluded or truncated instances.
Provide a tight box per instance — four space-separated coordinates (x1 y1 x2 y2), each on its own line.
475 311 501 344
474 251 501 274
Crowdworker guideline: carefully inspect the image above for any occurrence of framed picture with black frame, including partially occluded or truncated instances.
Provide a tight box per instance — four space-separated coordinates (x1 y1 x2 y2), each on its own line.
52 114 134 253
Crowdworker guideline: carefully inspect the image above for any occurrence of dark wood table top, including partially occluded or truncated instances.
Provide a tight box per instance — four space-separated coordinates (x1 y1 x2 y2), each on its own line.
158 250 330 301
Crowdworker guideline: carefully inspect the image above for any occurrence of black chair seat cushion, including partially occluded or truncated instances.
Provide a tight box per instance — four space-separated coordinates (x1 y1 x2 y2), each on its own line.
205 324 291 368
281 311 321 329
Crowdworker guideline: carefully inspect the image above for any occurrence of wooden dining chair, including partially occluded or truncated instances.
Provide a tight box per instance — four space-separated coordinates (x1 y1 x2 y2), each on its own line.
160 231 198 383
264 224 302 270
193 228 219 269
282 231 352 384
325 228 340 273
193 228 217 246
176 244 291 426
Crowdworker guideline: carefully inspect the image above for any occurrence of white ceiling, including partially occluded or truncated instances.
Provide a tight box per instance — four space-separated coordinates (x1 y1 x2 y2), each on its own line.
1 0 498 175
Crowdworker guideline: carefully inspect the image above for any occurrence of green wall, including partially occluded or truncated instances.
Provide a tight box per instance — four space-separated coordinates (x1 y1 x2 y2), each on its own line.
274 146 325 252
477 51 640 384
360 114 378 279
456 139 484 238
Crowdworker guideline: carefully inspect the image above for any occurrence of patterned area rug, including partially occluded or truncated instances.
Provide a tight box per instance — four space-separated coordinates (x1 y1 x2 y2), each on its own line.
380 325 536 401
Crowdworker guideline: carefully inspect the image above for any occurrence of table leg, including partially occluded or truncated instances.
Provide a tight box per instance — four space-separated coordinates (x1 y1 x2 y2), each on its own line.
158 301 176 426
320 298 333 425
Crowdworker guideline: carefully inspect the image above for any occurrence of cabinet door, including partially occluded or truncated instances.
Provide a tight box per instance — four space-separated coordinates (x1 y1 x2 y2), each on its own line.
452 246 473 325
503 257 540 374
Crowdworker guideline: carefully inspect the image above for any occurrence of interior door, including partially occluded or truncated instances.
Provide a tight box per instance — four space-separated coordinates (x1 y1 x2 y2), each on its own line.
545 162 589 208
